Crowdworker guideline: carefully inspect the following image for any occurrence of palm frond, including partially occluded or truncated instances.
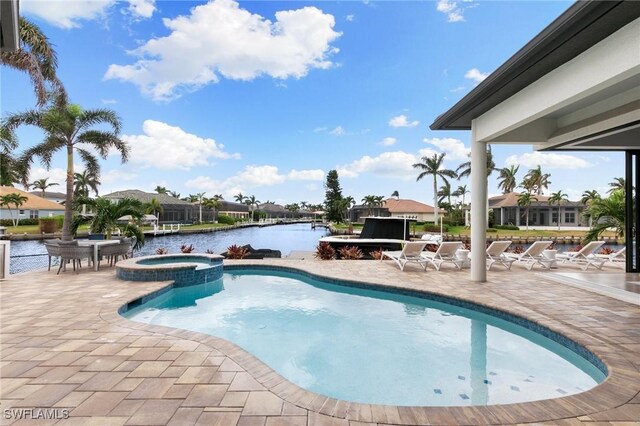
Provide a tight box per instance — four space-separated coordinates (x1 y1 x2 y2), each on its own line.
77 109 122 134
76 148 100 180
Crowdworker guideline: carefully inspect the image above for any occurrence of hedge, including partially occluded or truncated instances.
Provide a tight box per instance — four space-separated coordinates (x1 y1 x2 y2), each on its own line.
494 225 520 230
217 214 236 225
0 218 39 226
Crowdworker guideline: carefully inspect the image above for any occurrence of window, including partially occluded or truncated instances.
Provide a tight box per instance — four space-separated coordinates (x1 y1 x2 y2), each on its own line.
30 210 39 219
552 212 559 224
19 209 25 215
565 212 576 223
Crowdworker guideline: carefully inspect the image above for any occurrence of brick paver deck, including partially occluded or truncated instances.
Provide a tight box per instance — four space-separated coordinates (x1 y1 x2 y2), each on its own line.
1 259 638 425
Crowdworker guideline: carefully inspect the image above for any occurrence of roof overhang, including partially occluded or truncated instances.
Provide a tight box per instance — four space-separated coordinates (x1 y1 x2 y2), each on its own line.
1 0 20 52
430 1 640 152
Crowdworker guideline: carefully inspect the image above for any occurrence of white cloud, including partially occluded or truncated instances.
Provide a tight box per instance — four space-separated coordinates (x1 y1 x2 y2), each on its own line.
337 151 419 180
417 148 441 159
21 0 154 29
345 14 355 22
287 169 325 180
105 0 341 101
465 68 488 84
436 0 464 22
381 137 397 146
450 86 466 93
122 120 240 170
101 169 137 185
128 0 155 18
329 126 346 136
505 152 592 169
423 137 470 160
389 114 419 128
185 166 323 195
313 127 328 133
101 99 117 105
27 167 68 188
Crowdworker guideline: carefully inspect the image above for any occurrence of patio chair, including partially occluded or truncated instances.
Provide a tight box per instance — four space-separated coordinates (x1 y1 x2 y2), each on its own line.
595 246 626 268
504 240 554 270
420 233 442 245
485 241 515 271
380 241 429 271
44 240 61 271
557 241 606 271
57 244 93 274
420 241 464 271
98 240 131 269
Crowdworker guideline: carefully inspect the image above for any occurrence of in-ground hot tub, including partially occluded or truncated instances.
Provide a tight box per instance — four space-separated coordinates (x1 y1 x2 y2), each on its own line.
116 253 223 286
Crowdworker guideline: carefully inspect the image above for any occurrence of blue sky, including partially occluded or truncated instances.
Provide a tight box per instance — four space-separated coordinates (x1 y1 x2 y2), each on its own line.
2 0 622 206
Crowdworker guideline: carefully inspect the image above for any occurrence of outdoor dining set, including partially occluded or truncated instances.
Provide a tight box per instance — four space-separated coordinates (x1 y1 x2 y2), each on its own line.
44 238 134 274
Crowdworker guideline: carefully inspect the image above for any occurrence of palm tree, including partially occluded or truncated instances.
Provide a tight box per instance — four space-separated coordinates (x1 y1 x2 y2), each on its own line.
0 193 28 227
607 177 625 194
373 195 385 216
245 195 260 220
1 18 66 106
203 197 221 221
413 153 457 223
547 190 569 230
517 192 538 230
30 177 58 198
497 165 519 194
361 195 377 217
168 190 180 199
3 101 128 240
73 170 100 198
234 193 245 203
213 194 224 200
584 190 625 242
194 192 205 223
76 197 144 240
456 145 497 179
0 127 21 186
437 182 452 207
391 190 399 200
452 185 469 206
154 186 168 194
580 189 601 228
522 165 551 195
144 197 163 219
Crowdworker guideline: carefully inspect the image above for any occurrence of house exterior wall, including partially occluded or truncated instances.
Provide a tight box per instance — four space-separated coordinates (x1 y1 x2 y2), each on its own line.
0 208 64 220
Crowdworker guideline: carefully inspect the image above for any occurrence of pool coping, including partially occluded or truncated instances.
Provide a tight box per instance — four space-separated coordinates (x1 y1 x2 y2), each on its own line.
102 260 640 424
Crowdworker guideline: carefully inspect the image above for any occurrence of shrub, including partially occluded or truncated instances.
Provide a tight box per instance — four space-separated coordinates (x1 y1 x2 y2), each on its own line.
226 244 248 259
369 248 384 260
217 215 236 225
423 223 448 233
38 218 59 233
314 242 336 260
509 245 525 254
494 225 520 231
599 247 615 255
547 242 556 250
205 249 215 254
155 247 168 255
567 244 583 252
337 246 364 260
486 228 498 233
0 218 39 226
180 244 194 253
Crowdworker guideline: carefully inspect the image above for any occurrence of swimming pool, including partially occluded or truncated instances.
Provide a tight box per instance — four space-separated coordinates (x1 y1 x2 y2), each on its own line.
121 267 606 406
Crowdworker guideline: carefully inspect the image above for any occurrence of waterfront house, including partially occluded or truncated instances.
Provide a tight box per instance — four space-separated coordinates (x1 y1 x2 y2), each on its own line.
217 200 250 220
0 186 64 221
28 190 66 204
102 190 201 224
384 198 445 223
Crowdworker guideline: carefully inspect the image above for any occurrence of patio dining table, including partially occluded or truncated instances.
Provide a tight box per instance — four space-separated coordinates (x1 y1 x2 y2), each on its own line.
77 239 120 271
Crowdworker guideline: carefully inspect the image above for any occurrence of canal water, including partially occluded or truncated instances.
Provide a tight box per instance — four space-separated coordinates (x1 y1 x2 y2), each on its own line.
8 224 330 273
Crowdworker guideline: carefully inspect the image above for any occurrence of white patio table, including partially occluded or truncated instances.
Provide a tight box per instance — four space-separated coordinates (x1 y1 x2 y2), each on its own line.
77 240 120 271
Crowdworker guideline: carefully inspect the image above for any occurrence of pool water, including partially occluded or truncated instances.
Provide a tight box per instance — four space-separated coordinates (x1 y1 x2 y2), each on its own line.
123 269 605 406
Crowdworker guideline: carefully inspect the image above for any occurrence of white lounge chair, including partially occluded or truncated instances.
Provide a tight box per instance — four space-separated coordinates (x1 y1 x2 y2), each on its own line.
504 240 554 270
557 241 606 271
595 246 626 268
486 241 515 271
421 241 463 271
381 241 429 271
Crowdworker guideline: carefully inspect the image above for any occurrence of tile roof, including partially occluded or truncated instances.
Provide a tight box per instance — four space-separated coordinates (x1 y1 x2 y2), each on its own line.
28 190 66 198
0 186 65 211
383 198 444 214
102 189 193 206
489 192 583 208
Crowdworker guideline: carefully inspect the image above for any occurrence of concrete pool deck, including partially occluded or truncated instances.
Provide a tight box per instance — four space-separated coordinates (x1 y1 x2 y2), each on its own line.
0 259 638 425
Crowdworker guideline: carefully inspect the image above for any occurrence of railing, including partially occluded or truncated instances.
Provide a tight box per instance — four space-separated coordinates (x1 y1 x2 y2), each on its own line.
9 253 56 275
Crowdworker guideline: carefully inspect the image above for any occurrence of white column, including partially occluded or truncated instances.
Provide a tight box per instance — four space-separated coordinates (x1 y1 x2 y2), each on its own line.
470 122 487 282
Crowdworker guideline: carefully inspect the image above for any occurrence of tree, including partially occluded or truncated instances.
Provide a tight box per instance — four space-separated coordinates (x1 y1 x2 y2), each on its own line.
580 189 601 228
245 195 260 220
391 190 399 199
76 197 144 240
144 197 163 219
30 177 58 198
337 196 355 223
1 18 65 106
73 170 100 198
324 170 344 222
168 190 180 199
0 127 21 186
497 165 519 194
584 190 625 242
607 177 625 194
437 182 452 206
0 193 28 227
361 195 377 217
3 101 128 241
522 165 551 195
517 192 537 230
413 153 457 223
452 185 469 206
284 203 300 217
456 145 497 179
547 190 569 230
155 186 168 194
234 193 245 203
202 197 221 221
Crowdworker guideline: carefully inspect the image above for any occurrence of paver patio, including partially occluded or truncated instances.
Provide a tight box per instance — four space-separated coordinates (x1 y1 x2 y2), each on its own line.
0 259 638 425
